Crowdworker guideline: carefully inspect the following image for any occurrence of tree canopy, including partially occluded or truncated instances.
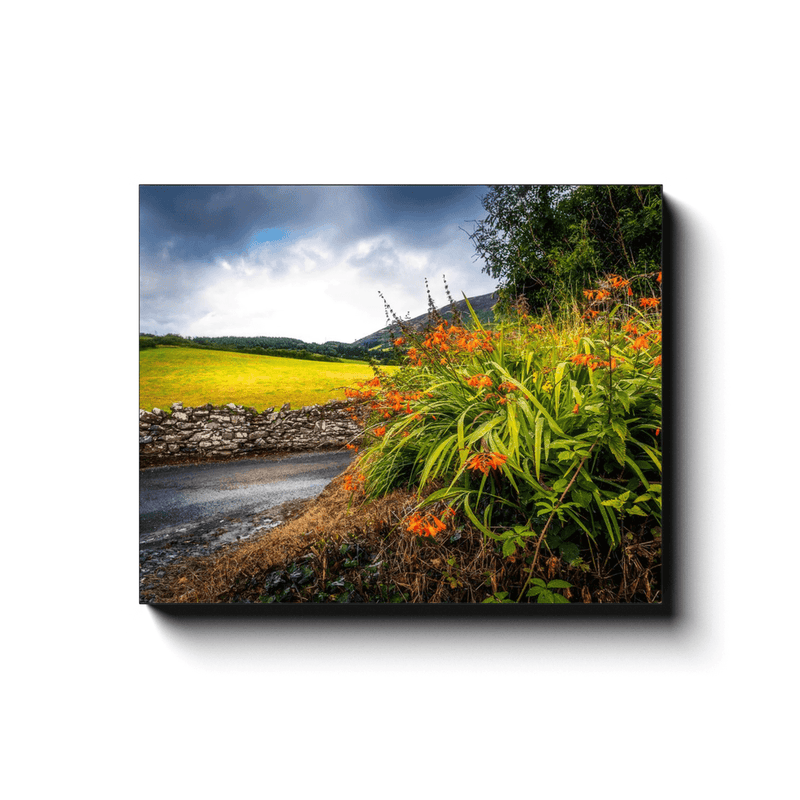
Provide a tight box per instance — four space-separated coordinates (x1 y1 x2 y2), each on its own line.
469 185 662 312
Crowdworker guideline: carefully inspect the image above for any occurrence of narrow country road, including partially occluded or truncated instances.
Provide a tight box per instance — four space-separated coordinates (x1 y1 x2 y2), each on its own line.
140 450 355 536
139 450 355 601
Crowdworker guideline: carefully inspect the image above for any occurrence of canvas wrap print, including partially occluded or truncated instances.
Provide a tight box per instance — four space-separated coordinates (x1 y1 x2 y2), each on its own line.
140 185 663 606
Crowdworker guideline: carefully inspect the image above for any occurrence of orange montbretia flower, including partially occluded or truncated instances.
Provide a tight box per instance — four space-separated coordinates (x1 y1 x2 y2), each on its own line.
406 511 447 537
466 374 493 389
465 451 508 475
590 357 621 371
639 297 660 309
570 353 597 367
571 352 622 371
374 425 386 437
411 321 498 364
652 355 662 367
623 320 639 336
344 387 374 400
343 472 365 492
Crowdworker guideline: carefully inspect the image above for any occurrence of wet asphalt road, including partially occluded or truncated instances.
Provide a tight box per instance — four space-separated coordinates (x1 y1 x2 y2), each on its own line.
139 450 356 601
140 450 355 538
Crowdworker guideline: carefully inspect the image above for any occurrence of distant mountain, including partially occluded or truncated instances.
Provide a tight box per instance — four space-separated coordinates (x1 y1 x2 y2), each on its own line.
355 291 500 349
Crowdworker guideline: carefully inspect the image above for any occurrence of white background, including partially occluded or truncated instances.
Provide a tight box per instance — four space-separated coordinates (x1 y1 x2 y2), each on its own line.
5 2 797 798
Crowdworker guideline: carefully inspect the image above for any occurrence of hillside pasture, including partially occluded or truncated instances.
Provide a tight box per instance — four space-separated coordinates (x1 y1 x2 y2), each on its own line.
140 347 396 412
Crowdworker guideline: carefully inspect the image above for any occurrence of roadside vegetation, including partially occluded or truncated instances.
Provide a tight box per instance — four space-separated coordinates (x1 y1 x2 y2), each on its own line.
147 185 662 604
139 347 398 412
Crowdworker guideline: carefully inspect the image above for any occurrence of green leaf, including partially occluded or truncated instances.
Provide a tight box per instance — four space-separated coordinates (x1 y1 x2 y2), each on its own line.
615 389 632 412
559 542 580 563
637 441 662 471
462 495 492 537
534 413 544 481
607 433 626 465
569 379 583 407
571 488 592 508
623 454 651 490
554 362 566 408
456 407 468 452
507 402 520 460
419 433 457 487
462 293 486 330
610 418 628 441
510 376 567 437
547 579 573 589
593 490 620 546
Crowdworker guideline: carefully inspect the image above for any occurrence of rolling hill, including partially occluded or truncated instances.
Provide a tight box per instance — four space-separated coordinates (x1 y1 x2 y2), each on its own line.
354 291 500 349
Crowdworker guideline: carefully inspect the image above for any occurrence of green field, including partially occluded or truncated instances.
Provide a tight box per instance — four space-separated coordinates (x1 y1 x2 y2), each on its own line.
140 347 396 412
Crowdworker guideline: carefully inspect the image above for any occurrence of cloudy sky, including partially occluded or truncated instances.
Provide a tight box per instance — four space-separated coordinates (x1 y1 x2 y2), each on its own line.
140 185 497 343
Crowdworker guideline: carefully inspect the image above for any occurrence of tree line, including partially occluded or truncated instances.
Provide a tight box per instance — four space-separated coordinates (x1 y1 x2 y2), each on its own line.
138 332 399 364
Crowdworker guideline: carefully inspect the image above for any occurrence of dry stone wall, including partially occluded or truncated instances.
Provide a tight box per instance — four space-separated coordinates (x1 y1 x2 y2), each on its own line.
139 400 363 466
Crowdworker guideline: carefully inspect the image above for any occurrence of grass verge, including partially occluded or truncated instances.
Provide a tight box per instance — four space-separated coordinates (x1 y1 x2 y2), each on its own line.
146 464 661 604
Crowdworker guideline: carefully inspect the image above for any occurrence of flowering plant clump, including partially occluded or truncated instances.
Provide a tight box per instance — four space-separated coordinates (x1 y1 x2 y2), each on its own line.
344 273 662 598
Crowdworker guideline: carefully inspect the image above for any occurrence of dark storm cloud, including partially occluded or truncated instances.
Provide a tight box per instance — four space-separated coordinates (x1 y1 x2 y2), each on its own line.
140 185 488 263
347 185 488 249
139 185 326 261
